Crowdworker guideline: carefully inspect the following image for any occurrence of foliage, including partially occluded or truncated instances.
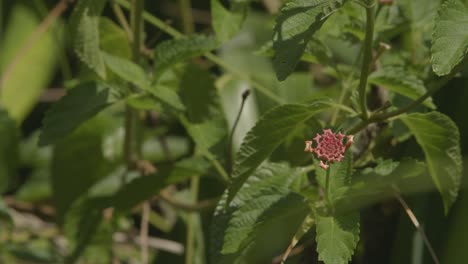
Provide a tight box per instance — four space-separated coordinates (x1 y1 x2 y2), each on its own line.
0 0 468 263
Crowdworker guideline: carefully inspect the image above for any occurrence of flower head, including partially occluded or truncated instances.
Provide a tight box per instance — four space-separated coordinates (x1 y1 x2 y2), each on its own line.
304 129 354 170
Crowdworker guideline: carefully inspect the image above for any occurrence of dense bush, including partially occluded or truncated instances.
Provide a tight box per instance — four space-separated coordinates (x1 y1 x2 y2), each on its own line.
1 0 468 263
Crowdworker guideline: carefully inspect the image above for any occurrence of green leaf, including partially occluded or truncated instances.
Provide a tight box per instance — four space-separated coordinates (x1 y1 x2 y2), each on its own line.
431 0 468 76
316 151 353 203
273 0 346 81
400 112 462 213
0 4 62 123
71 0 107 78
0 108 19 194
211 0 248 42
39 82 118 146
103 53 186 111
99 17 131 58
179 64 227 150
103 52 149 88
222 164 305 253
316 212 360 264
368 67 436 109
228 102 332 203
153 35 218 80
51 115 114 222
211 163 309 264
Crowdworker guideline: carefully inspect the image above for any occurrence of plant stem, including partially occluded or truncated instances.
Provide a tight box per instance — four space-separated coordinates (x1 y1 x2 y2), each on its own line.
324 168 331 209
114 0 284 104
227 90 250 174
186 176 200 264
178 0 194 34
358 2 376 120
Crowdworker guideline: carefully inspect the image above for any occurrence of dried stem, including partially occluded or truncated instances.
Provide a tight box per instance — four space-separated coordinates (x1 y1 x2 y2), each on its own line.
227 90 250 174
393 190 440 264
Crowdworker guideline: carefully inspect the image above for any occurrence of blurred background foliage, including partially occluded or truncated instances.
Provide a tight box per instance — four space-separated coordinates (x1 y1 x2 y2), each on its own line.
0 0 467 263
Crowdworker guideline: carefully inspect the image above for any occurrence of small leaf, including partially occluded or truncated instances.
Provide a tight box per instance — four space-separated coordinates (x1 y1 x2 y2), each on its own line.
273 0 346 80
316 212 360 264
400 112 462 213
431 0 468 76
103 52 150 88
211 0 248 42
368 67 435 109
99 17 131 58
70 0 107 78
0 108 19 194
143 84 186 111
153 35 218 80
228 102 332 203
39 82 118 146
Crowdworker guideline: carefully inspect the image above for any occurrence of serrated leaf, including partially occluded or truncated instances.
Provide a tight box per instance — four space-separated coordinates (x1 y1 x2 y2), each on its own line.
71 0 107 78
273 0 346 80
316 151 353 203
400 112 462 213
211 163 309 264
179 64 227 150
316 212 360 264
227 102 332 203
39 82 118 146
222 164 305 253
431 0 468 76
144 84 186 111
153 35 218 80
211 0 248 42
0 108 19 194
368 67 436 109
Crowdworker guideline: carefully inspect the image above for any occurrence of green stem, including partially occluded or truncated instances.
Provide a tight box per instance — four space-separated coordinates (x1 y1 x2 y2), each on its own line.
186 176 200 264
357 2 376 120
178 0 194 34
325 168 332 210
124 0 144 168
114 0 284 104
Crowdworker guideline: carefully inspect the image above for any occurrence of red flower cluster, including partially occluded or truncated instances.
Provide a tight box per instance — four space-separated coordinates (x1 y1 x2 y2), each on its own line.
304 129 354 170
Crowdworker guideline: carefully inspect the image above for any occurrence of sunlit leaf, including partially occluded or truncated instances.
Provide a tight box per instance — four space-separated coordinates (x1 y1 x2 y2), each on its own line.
400 112 462 213
211 0 248 42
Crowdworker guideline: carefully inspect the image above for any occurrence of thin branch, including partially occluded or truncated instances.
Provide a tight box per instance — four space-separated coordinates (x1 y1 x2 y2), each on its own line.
393 190 440 264
112 1 133 40
0 0 73 90
159 189 218 212
140 202 150 264
227 90 250 174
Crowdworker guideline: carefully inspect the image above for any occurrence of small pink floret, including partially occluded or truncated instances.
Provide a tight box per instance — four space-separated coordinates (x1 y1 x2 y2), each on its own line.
304 129 354 170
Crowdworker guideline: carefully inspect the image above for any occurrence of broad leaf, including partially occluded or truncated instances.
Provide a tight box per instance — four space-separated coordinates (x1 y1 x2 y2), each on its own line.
0 108 19 194
228 102 332 203
153 35 218 80
431 0 468 76
211 163 309 264
273 0 346 80
316 213 360 264
99 18 131 58
71 0 107 78
51 115 114 222
211 0 248 42
400 112 462 213
368 67 436 109
179 64 227 150
0 4 61 123
39 82 118 146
